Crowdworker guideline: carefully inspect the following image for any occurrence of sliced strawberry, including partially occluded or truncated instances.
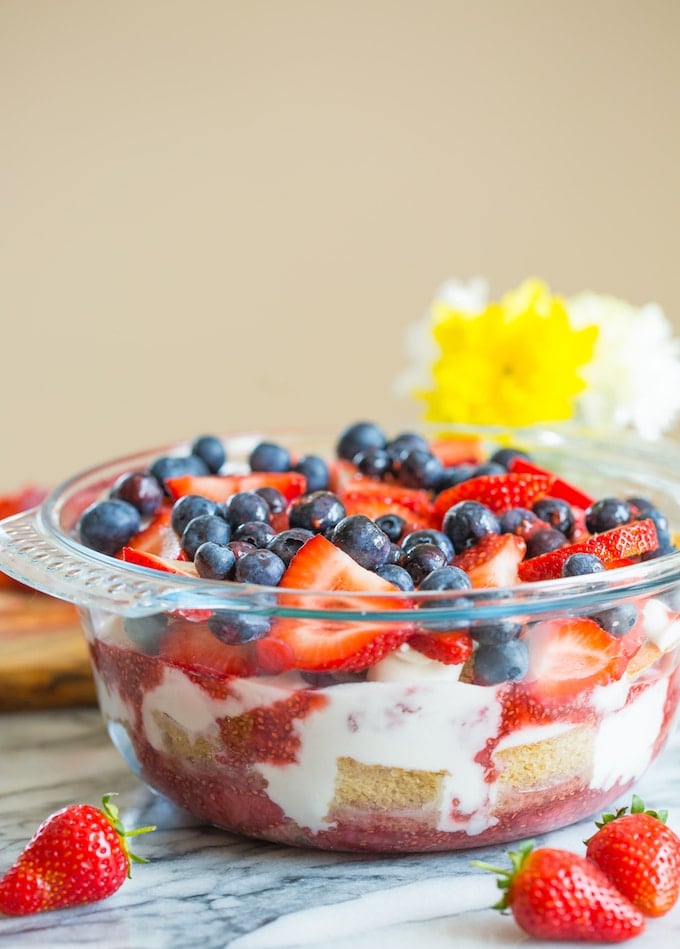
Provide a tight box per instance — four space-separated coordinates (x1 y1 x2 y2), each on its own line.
340 495 438 533
125 507 181 560
454 533 527 588
508 456 595 509
524 616 628 697
434 472 556 519
160 619 256 677
428 435 485 466
165 472 307 504
518 519 659 582
327 459 364 493
268 534 413 671
119 547 210 622
338 479 435 519
407 630 473 665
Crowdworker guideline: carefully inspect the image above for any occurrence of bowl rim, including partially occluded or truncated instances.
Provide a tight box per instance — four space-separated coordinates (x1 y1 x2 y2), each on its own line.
3 423 680 620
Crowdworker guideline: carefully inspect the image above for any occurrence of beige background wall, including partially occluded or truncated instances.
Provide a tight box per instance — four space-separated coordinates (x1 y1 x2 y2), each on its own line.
2 0 679 490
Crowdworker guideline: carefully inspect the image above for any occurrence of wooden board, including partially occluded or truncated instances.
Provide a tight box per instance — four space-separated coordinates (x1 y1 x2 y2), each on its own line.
0 588 97 711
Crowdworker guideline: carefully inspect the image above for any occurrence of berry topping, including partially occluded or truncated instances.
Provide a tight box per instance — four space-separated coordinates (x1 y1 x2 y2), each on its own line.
79 499 141 556
434 471 555 518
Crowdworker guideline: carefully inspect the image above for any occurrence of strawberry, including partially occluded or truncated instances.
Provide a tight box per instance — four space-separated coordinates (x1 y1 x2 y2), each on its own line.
508 455 595 508
338 479 436 519
407 630 473 665
0 794 154 915
428 435 485 466
434 472 556 519
340 494 438 533
268 533 413 671
160 619 257 677
524 616 628 697
518 519 659 582
453 533 526 588
165 471 307 504
0 485 49 591
124 507 181 560
119 548 211 622
586 795 680 917
473 841 645 942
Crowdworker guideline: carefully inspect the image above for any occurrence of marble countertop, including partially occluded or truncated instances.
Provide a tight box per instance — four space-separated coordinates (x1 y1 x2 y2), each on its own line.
1 707 680 949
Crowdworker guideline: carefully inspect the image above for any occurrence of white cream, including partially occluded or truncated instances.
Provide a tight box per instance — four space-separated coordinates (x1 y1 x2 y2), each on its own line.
590 678 668 790
642 599 680 652
367 643 465 682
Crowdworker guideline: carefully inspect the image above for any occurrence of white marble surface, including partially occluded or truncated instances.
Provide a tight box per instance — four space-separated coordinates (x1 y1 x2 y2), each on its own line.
1 707 680 948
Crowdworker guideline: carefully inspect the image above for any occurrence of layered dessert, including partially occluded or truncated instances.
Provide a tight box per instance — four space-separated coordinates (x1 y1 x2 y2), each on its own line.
71 423 680 852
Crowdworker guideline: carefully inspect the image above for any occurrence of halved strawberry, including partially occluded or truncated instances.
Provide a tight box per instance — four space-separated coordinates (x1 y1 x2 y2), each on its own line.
327 459 364 493
0 485 49 591
433 472 556 519
454 533 527 588
119 547 210 622
160 619 256 677
428 435 485 467
340 495 438 533
124 507 181 560
408 630 473 665
508 456 595 509
524 616 628 697
518 519 659 582
268 534 413 671
338 480 435 519
165 472 307 504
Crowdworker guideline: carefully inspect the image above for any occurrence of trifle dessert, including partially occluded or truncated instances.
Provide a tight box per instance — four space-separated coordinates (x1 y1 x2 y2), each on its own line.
1 421 680 853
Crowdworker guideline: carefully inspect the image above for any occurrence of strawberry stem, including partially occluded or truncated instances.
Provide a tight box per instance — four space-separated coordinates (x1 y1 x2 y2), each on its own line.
101 793 156 875
471 840 535 911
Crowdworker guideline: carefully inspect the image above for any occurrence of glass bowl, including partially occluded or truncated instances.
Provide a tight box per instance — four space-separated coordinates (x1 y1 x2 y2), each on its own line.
2 425 680 854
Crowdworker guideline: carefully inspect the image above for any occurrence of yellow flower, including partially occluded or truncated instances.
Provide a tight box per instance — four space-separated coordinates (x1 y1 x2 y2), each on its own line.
415 279 598 427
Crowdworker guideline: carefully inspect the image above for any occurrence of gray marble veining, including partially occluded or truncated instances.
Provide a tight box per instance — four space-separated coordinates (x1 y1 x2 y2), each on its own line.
1 708 679 948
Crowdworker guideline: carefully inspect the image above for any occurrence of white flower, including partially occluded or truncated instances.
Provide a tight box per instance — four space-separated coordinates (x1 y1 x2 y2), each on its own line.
566 292 680 440
394 276 489 397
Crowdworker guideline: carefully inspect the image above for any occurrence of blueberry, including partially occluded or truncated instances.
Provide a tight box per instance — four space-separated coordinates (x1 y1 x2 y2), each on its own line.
288 491 346 534
267 528 314 566
293 454 330 492
123 613 168 653
442 500 500 554
234 520 276 548
171 494 219 537
488 447 530 470
469 462 506 478
110 471 164 517
255 486 287 515
149 454 210 493
375 513 407 543
225 491 271 529
401 529 454 562
209 610 271 644
191 435 226 474
375 563 415 591
397 449 444 490
386 431 430 460
227 540 258 561
532 498 574 538
473 639 529 685
181 514 231 560
194 541 236 580
417 566 473 629
234 549 286 586
470 621 522 645
585 498 633 534
330 515 392 570
627 496 671 547
386 542 406 565
249 441 291 473
562 553 605 577
79 499 141 556
403 543 448 585
641 543 679 561
354 446 392 479
589 603 638 637
525 527 567 559
336 422 387 462
499 507 540 537
434 463 477 492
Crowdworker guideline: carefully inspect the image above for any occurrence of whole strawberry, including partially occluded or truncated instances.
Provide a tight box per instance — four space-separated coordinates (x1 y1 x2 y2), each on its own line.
0 794 154 915
474 841 645 942
586 795 680 917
